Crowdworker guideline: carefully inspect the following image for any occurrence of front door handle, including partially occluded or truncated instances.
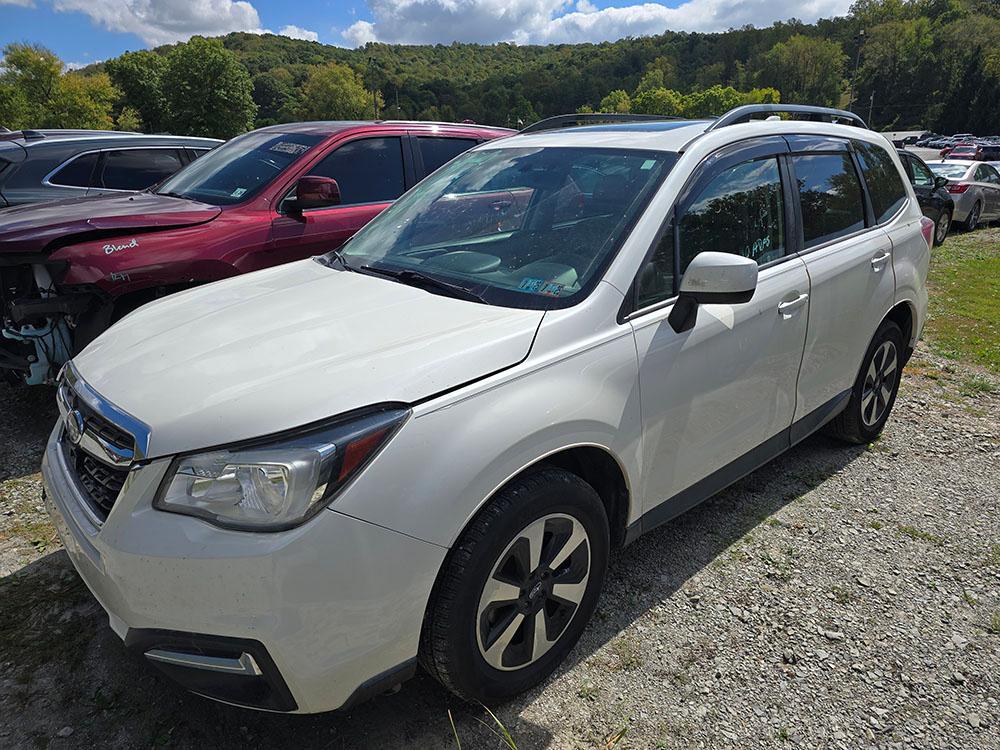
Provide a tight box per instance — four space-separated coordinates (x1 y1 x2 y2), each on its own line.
871 251 891 270
777 293 809 316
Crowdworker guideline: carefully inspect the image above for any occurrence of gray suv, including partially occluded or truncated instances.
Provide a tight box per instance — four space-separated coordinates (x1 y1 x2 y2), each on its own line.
0 129 221 207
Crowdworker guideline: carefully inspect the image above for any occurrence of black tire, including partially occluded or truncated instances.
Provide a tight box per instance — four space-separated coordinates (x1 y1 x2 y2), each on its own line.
419 466 609 704
963 202 981 232
934 210 951 246
825 319 904 445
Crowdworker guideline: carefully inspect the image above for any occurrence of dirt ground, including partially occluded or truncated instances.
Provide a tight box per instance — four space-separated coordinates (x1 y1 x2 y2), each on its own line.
1 342 997 749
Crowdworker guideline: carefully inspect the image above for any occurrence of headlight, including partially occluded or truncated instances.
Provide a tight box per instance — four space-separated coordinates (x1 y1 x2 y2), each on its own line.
154 406 409 531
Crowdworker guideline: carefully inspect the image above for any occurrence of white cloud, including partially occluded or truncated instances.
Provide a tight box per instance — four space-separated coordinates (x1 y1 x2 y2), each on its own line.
0 0 36 7
279 24 319 42
52 0 264 46
340 0 854 46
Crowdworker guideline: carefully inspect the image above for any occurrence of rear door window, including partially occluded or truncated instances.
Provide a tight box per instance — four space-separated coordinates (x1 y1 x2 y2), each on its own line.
306 137 405 205
792 153 866 248
418 137 477 175
975 164 1000 184
97 149 184 191
854 141 907 222
48 152 99 187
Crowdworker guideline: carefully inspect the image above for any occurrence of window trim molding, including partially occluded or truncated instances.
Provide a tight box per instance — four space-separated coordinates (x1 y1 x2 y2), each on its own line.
41 145 185 191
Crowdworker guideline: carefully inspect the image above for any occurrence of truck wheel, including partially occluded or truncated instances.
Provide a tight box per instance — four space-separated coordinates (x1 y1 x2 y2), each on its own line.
825 319 904 445
420 466 609 703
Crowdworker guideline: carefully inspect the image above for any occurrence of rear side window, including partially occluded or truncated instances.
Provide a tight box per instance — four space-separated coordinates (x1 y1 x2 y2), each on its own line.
97 149 184 191
975 164 1000 184
792 153 866 248
48 152 99 188
854 141 907 223
907 155 935 187
307 137 405 205
677 157 785 273
418 137 477 175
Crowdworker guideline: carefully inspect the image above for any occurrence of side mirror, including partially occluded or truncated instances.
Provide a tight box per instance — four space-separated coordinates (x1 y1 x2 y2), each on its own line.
667 252 758 333
934 176 949 189
287 175 341 214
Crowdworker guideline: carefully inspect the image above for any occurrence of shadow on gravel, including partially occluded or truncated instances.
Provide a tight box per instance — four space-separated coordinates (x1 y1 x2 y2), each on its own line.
0 424 865 749
0 384 58 481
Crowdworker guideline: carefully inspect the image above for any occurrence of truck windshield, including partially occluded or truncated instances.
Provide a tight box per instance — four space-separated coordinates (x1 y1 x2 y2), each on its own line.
335 146 676 309
155 131 323 206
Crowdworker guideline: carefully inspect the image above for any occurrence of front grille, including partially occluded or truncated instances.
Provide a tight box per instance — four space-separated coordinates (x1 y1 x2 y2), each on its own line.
58 381 135 522
70 446 129 521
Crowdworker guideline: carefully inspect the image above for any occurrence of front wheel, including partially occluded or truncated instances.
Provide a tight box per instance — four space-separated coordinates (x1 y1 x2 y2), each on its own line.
934 210 951 246
825 319 904 445
420 467 609 703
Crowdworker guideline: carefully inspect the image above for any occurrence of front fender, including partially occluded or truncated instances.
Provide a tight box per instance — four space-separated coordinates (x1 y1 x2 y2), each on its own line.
332 329 643 549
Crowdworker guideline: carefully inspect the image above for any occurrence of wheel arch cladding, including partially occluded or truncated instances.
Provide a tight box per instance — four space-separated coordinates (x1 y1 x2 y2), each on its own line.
885 301 915 353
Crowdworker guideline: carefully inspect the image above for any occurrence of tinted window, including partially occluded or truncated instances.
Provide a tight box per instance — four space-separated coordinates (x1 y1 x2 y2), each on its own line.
307 137 405 205
636 221 675 309
907 155 935 187
98 149 183 191
854 141 907 223
793 153 865 248
975 164 1000 183
156 131 323 206
678 157 785 273
418 137 477 175
48 152 98 187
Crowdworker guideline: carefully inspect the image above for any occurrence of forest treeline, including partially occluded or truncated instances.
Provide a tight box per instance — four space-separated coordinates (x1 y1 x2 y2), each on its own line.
1 0 997 139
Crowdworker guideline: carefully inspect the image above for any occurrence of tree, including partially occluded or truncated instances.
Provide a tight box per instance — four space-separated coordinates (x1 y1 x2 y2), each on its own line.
757 35 846 106
161 36 256 138
681 85 745 117
116 106 143 132
105 50 167 132
635 68 665 95
252 71 293 125
598 89 631 113
43 73 117 129
294 62 377 120
0 44 62 110
632 87 683 116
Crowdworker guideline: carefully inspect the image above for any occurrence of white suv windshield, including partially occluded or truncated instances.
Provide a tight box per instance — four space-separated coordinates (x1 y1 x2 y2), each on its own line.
336 146 677 309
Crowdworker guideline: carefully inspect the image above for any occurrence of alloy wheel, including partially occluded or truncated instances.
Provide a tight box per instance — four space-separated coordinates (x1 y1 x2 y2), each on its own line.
861 340 897 427
966 203 980 231
935 212 950 245
476 513 591 671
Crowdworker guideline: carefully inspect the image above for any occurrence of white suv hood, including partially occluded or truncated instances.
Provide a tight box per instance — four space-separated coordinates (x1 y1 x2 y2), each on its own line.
73 259 544 457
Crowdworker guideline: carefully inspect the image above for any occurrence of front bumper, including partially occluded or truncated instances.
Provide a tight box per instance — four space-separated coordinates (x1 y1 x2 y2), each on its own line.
41 422 447 713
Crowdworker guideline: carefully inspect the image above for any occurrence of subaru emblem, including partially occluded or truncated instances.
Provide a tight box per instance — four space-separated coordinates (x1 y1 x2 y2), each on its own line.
65 409 85 445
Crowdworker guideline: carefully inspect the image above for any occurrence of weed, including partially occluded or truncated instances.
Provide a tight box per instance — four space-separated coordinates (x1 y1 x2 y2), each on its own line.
831 585 852 604
963 591 978 606
869 520 884 530
988 612 1000 636
898 524 945 546
603 725 629 748
578 682 600 701
777 726 791 742
609 637 642 671
960 377 997 396
986 544 1000 567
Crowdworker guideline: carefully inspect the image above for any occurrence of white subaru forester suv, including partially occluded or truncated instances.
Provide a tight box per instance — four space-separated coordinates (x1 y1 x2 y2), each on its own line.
43 106 931 713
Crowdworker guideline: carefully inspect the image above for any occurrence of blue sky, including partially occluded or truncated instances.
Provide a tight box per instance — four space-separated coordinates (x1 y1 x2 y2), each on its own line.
0 0 854 68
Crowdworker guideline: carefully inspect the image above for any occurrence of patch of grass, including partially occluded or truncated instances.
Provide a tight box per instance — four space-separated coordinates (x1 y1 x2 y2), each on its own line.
963 591 978 606
578 681 600 701
869 520 884 530
765 517 783 528
924 228 1000 373
831 585 852 604
960 377 997 396
897 524 945 547
777 726 791 742
988 612 1000 635
609 637 642 671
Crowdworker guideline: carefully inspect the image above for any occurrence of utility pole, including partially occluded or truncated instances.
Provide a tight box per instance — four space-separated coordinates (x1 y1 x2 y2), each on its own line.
848 29 865 111
868 90 875 127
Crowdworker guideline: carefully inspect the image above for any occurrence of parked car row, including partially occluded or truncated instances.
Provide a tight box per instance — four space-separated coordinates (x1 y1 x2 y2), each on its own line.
24 105 933 714
0 121 512 385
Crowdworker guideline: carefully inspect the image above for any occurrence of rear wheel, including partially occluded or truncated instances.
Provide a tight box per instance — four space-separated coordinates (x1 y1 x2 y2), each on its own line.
420 467 609 703
825 319 904 445
963 201 981 232
934 210 951 246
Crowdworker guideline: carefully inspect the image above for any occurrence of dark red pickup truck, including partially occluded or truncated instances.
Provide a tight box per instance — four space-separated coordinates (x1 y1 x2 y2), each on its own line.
0 121 513 385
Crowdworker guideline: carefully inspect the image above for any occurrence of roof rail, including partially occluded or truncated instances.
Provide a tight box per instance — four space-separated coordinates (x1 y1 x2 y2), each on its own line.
706 105 868 131
521 113 684 134
21 130 46 140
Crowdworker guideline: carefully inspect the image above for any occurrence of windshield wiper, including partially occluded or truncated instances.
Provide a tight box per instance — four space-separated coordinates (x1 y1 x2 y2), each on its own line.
156 191 188 200
315 248 355 271
358 264 490 304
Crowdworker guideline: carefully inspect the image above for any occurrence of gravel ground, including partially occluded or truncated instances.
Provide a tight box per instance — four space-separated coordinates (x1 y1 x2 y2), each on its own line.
1 344 998 749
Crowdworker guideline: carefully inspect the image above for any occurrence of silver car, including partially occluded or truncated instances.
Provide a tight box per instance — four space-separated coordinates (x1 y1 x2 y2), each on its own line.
926 159 1000 230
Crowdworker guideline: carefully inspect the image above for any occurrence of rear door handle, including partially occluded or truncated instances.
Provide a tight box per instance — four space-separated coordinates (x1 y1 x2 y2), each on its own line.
871 251 891 270
777 293 808 316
